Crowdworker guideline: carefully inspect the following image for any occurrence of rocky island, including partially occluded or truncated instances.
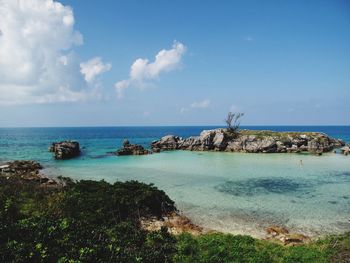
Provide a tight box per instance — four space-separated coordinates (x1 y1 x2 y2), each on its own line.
115 139 151 155
49 141 80 159
151 128 345 154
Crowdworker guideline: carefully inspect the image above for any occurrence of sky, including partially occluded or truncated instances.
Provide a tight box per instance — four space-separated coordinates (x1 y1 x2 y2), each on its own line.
0 0 349 127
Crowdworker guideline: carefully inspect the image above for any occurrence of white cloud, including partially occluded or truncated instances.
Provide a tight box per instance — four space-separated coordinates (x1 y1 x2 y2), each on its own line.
229 104 239 112
0 0 110 105
243 36 254 42
191 99 211 108
115 41 186 98
180 107 188 113
180 99 211 113
80 57 111 83
115 80 130 99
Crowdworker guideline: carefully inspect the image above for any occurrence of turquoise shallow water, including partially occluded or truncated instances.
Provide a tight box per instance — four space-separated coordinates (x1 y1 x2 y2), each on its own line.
45 151 350 237
1 126 350 237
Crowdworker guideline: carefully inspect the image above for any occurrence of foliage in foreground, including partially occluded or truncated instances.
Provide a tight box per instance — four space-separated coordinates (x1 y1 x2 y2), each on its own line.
0 176 349 262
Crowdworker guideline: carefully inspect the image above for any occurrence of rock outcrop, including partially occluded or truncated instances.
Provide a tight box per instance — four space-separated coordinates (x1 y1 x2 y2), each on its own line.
340 144 350 155
0 160 60 187
141 211 204 235
49 141 80 159
151 128 344 154
265 226 310 245
116 139 151 156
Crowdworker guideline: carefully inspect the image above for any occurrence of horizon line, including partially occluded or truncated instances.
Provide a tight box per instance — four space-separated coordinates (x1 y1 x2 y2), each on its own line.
1 124 350 129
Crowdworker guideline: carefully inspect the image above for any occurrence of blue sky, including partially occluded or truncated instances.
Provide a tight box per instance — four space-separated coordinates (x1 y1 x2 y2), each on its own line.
0 0 349 126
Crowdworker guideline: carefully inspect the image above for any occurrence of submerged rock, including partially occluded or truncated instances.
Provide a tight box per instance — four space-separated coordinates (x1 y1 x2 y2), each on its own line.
151 128 343 154
49 141 80 160
116 139 151 155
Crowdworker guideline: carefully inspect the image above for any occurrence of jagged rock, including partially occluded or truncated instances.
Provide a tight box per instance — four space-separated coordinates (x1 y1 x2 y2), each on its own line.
141 211 204 235
265 226 310 245
180 136 201 150
151 135 183 151
123 139 130 147
151 128 343 154
116 140 150 155
266 226 289 237
280 233 310 245
1 160 42 175
49 141 80 160
0 160 61 187
341 144 350 155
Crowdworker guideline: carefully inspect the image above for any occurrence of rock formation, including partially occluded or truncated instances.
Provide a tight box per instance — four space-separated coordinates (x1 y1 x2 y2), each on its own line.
49 141 80 159
265 226 310 245
0 160 60 187
116 139 151 156
340 144 350 155
151 128 344 154
141 211 204 236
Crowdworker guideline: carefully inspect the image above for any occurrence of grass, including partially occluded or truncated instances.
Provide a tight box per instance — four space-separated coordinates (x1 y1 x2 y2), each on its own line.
174 232 350 263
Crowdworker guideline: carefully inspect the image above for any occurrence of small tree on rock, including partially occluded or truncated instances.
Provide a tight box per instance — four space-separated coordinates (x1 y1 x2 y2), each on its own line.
225 112 244 134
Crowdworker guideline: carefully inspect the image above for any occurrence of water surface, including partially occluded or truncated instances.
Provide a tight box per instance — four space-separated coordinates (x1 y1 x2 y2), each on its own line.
1 126 350 237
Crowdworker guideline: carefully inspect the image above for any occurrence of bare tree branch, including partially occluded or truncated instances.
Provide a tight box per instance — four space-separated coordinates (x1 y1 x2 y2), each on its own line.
224 112 244 134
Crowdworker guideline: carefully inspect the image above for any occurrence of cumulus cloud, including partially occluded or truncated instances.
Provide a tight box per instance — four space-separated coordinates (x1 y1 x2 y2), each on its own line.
0 0 110 105
80 57 111 83
115 41 186 98
191 99 211 108
180 99 211 113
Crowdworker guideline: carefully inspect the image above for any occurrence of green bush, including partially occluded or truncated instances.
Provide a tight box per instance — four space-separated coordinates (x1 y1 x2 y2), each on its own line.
0 176 349 262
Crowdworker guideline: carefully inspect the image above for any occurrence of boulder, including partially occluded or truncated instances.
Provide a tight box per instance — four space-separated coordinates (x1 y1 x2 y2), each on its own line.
116 140 150 155
341 145 350 156
181 136 202 150
265 226 310 245
199 130 215 150
49 141 80 160
280 233 310 245
151 135 183 151
266 226 289 237
212 129 227 150
244 137 277 153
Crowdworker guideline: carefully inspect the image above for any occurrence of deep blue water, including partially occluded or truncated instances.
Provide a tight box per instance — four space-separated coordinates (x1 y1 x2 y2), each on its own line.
0 126 349 163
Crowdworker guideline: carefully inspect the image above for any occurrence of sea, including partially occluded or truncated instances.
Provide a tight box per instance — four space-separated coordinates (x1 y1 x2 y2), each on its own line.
1 126 350 237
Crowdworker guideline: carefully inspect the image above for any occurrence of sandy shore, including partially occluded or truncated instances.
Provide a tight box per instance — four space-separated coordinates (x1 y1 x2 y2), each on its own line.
140 211 312 246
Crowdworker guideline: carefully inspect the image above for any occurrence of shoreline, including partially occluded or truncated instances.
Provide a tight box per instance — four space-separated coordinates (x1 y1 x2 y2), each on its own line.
1 159 344 244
